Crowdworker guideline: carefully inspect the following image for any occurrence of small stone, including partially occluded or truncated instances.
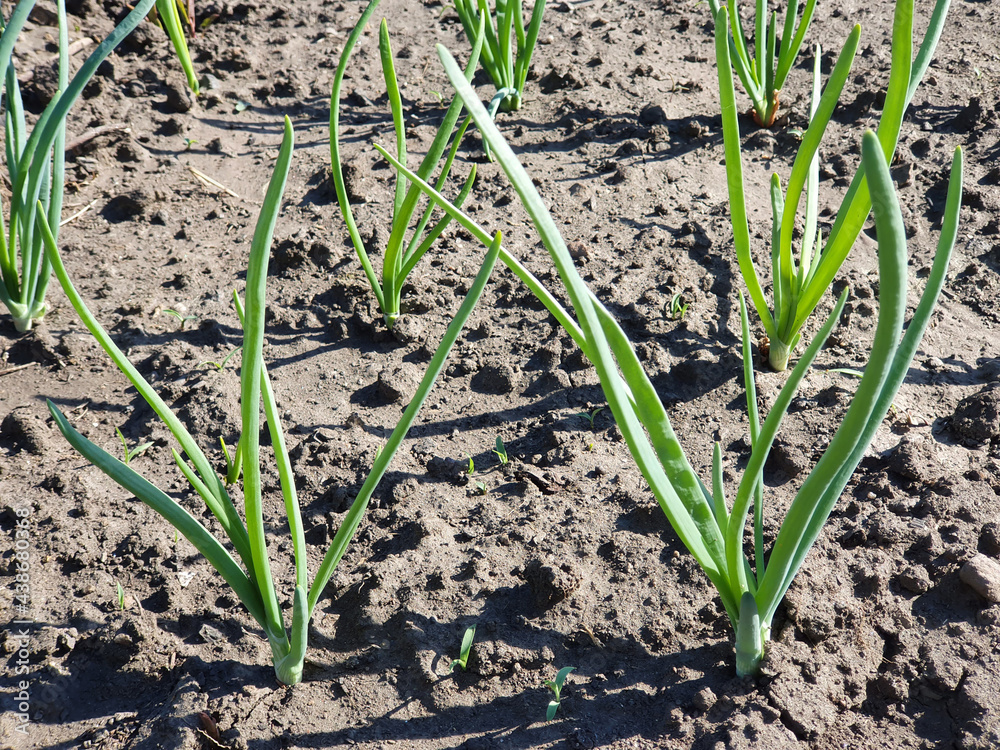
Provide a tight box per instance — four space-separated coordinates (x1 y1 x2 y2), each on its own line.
959 555 1000 603
164 79 195 113
539 65 586 93
922 644 964 692
103 189 153 222
979 521 1000 557
886 434 940 483
199 73 224 91
951 386 1000 443
116 138 149 164
377 364 420 404
521 560 581 610
766 437 809 478
390 315 424 346
897 565 931 594
2 406 53 455
199 623 225 644
471 361 521 395
693 686 717 712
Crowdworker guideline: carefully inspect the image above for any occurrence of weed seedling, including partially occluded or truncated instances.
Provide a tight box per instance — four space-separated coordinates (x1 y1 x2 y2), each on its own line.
493 436 509 465
116 428 153 466
545 666 575 720
450 624 477 672
668 293 689 321
466 455 475 475
474 481 488 495
576 407 604 431
161 308 197 330
115 581 125 611
200 346 241 371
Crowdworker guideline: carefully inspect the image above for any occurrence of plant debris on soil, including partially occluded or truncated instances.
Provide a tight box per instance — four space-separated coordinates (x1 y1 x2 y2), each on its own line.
2 0 999 748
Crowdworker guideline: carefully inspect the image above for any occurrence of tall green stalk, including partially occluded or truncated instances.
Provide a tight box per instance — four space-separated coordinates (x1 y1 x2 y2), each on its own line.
0 0 155 332
453 0 546 114
707 0 818 127
43 117 503 685
330 0 482 328
392 44 962 675
716 0 953 370
155 0 200 95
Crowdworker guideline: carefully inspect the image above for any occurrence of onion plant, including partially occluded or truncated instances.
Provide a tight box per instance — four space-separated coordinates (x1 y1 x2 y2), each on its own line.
453 0 546 115
40 118 503 685
0 0 155 332
706 0 817 127
330 0 485 329
716 0 952 370
155 0 200 95
382 44 962 675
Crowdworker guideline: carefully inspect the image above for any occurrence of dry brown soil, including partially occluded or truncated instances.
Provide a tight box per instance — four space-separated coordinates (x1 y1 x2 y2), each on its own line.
2 0 1000 748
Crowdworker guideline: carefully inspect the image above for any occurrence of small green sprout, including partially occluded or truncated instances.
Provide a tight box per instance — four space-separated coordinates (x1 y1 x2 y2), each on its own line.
161 309 197 330
115 581 126 611
827 367 865 378
466 454 475 475
116 428 153 466
449 624 477 672
183 137 198 151
493 436 508 465
220 437 243 486
474 481 488 495
200 346 242 371
545 666 575 720
668 293 689 321
576 407 604 431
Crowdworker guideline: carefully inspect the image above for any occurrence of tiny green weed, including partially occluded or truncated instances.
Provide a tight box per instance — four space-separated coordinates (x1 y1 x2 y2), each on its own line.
450 624 477 672
116 428 153 466
161 308 197 330
668 293 689 321
493 436 508 465
576 407 604 431
545 666 574 720
200 346 241 371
